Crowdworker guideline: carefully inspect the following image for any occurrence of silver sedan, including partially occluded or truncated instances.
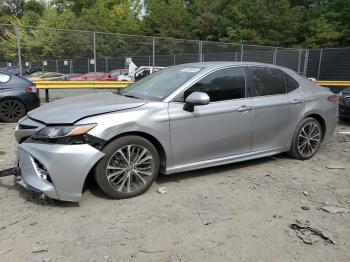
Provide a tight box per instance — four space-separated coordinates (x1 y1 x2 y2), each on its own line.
12 62 338 202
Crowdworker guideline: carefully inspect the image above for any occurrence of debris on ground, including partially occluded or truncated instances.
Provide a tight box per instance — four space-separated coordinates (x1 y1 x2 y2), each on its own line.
301 206 310 210
197 210 212 225
157 187 168 194
0 248 13 256
321 206 350 214
290 220 336 245
326 164 345 170
139 247 165 253
32 242 49 253
303 191 309 196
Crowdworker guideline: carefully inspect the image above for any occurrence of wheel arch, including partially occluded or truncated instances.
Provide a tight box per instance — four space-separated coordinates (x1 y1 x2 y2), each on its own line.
82 131 167 194
103 131 167 172
304 113 326 141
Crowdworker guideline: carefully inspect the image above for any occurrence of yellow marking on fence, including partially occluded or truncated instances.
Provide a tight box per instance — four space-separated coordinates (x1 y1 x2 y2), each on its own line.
316 81 350 86
33 81 132 89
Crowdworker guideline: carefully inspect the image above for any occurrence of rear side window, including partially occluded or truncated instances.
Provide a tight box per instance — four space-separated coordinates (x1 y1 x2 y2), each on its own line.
184 67 246 102
0 73 10 83
284 73 299 92
250 67 286 96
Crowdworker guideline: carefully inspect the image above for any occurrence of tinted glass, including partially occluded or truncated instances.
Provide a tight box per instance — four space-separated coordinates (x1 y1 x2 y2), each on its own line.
0 73 10 83
184 67 246 102
284 73 299 92
250 67 286 96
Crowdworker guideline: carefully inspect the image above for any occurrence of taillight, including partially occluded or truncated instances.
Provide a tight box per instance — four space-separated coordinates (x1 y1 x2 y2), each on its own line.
328 95 338 104
25 85 36 93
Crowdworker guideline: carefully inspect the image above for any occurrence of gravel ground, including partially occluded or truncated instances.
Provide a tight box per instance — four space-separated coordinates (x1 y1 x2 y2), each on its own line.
0 121 349 262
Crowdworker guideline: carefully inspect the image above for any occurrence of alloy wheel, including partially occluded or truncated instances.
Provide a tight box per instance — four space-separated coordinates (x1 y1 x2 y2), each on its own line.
297 121 321 158
0 99 25 122
106 144 154 193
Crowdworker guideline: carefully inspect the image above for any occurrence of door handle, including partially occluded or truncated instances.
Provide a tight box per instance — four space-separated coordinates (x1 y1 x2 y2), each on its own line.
291 99 304 104
237 105 253 112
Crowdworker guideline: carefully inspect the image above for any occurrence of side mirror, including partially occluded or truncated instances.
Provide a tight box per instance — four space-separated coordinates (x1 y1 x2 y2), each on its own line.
183 91 210 112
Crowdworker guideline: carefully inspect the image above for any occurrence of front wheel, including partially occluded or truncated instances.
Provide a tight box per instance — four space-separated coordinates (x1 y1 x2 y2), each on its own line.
288 117 323 160
94 136 160 199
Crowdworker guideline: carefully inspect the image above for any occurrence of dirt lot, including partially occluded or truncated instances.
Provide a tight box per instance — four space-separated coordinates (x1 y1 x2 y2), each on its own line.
0 121 349 262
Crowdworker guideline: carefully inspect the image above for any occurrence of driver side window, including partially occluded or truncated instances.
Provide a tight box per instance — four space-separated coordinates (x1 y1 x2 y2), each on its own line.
181 67 246 102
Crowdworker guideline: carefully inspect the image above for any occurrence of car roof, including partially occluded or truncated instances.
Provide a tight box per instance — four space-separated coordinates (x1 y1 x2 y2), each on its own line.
177 61 287 70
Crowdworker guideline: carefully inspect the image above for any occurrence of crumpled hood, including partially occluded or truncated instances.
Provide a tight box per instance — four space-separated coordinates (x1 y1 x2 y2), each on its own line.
28 92 147 124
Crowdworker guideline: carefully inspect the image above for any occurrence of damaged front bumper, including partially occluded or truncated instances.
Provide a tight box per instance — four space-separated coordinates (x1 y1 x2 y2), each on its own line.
4 142 105 202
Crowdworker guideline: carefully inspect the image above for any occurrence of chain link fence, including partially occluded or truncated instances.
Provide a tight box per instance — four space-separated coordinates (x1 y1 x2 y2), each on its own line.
1 24 350 80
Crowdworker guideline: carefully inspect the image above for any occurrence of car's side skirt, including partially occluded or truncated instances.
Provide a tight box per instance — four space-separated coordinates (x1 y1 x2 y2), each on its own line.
165 146 289 175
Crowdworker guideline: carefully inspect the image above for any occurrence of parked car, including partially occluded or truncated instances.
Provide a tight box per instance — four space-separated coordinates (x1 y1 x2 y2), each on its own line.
95 69 129 81
116 66 165 81
27 71 66 81
338 87 350 120
0 72 40 123
8 62 337 202
63 73 83 81
69 72 107 81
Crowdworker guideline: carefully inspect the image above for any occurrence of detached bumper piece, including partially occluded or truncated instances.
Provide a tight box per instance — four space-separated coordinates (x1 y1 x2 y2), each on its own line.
16 142 105 202
0 167 20 177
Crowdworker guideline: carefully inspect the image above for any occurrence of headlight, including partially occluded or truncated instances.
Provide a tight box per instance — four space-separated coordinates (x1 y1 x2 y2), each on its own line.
33 124 97 139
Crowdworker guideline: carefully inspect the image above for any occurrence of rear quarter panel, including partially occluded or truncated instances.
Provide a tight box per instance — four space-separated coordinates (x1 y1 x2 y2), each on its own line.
295 75 337 142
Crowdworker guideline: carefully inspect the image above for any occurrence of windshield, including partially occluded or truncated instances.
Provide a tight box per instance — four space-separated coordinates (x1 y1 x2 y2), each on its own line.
120 65 203 100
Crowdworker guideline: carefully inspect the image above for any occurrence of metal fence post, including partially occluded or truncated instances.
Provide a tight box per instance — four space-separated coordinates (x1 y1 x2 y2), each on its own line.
273 48 278 65
70 59 73 74
15 27 23 76
240 45 244 61
174 55 176 65
317 49 323 80
199 41 203 62
93 32 97 79
303 49 309 77
105 57 108 72
297 49 302 74
152 38 155 69
55 59 58 72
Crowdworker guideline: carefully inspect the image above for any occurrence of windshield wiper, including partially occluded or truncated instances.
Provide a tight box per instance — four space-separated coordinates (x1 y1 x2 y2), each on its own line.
123 94 141 99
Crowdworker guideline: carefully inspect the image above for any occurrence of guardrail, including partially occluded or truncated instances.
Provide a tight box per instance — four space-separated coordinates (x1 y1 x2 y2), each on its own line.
315 81 350 86
33 80 350 103
33 81 132 102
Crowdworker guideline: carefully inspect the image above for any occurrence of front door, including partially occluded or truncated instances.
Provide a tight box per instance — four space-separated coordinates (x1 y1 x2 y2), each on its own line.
168 67 254 169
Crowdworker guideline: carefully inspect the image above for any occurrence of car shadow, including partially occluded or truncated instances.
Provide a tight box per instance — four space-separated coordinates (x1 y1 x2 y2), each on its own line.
87 153 288 200
156 154 286 185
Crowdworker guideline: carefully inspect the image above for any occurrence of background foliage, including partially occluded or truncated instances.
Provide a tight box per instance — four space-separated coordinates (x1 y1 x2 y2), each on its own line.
0 0 349 61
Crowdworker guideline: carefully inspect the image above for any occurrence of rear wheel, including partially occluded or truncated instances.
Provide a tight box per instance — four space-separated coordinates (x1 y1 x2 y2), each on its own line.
94 136 160 199
288 117 322 160
0 99 26 123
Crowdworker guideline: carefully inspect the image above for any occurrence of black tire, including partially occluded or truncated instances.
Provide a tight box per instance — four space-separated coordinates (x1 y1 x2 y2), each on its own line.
288 117 323 160
94 135 160 199
0 99 26 123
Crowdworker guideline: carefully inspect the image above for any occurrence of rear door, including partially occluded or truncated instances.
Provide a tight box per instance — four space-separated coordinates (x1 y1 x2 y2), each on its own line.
168 66 254 168
248 66 297 151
